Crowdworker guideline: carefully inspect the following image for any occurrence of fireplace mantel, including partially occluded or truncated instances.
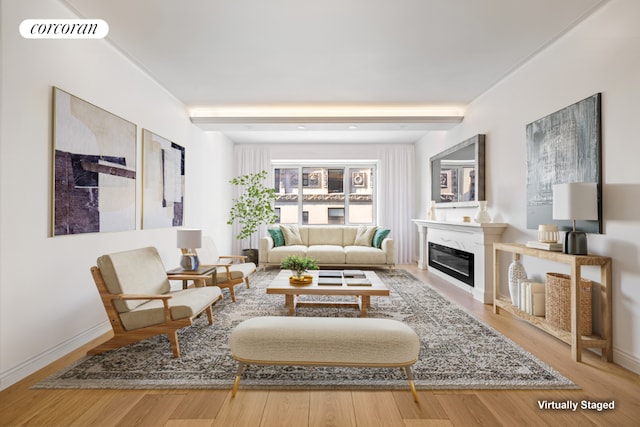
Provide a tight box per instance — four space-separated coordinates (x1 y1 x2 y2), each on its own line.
412 219 507 303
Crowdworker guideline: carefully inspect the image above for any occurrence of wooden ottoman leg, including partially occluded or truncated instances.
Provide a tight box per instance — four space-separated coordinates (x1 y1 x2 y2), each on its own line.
231 363 245 397
404 366 418 402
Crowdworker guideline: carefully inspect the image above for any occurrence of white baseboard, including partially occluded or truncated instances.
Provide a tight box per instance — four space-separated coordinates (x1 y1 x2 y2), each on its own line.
613 346 640 375
0 321 111 391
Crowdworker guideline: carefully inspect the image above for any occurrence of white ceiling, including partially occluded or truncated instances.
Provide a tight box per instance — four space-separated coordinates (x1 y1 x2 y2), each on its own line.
64 0 606 143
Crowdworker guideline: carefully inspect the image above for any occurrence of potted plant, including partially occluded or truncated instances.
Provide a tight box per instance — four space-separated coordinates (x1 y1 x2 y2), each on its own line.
227 170 278 264
281 255 319 281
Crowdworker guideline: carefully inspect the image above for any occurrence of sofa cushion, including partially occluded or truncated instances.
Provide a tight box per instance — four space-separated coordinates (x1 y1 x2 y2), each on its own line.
97 247 171 313
354 225 377 246
372 228 391 248
281 225 303 245
344 246 387 264
308 226 343 246
342 227 358 246
268 245 307 263
268 227 285 247
307 245 346 264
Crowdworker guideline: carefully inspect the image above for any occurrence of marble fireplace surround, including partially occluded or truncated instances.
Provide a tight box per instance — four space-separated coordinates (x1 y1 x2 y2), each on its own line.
413 219 507 304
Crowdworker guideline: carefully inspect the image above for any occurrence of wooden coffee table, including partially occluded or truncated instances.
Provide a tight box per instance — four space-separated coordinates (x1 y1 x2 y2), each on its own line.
266 269 389 316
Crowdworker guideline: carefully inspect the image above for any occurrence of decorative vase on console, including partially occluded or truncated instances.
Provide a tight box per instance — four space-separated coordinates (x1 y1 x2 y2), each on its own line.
427 200 437 220
507 259 527 307
474 201 491 223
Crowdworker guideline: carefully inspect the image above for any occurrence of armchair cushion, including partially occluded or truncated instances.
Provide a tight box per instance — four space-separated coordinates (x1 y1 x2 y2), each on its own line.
119 287 222 330
210 262 256 284
97 246 171 313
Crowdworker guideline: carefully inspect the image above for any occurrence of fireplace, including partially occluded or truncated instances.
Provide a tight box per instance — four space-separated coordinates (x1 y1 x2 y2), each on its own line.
413 220 507 303
428 242 474 287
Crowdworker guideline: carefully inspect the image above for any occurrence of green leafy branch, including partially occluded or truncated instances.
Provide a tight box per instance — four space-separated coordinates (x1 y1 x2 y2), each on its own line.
227 170 278 247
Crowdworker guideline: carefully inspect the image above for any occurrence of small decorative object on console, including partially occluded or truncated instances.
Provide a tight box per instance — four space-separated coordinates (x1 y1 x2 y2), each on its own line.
507 259 527 307
526 224 562 251
537 224 559 243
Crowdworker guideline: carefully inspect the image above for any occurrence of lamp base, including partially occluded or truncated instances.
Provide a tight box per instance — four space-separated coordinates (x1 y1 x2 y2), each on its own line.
180 254 200 270
564 231 588 255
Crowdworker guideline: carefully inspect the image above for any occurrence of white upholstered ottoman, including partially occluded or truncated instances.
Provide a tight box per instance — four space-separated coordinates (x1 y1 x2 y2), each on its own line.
229 316 421 401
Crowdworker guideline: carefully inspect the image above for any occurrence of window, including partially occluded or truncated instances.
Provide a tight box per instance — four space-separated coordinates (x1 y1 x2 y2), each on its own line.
328 208 345 225
273 164 375 225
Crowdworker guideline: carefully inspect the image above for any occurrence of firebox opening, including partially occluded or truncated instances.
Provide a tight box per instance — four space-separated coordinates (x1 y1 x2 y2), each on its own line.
428 242 474 287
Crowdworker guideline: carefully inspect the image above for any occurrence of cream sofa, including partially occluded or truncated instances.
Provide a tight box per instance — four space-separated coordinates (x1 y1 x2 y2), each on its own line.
259 225 394 270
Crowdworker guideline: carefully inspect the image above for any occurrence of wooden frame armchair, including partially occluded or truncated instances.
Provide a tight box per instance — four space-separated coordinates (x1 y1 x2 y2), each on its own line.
194 236 257 302
89 247 222 357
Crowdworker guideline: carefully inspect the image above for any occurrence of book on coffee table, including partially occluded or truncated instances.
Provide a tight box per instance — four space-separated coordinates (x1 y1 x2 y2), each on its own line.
343 270 366 278
345 278 371 286
318 270 343 277
318 277 344 286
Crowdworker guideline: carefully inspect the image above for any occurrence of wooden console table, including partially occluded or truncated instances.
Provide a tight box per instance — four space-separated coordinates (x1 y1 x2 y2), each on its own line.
493 242 612 362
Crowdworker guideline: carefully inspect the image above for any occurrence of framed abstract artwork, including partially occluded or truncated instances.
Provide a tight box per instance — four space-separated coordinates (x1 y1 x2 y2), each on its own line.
526 93 602 233
142 129 185 228
52 87 137 236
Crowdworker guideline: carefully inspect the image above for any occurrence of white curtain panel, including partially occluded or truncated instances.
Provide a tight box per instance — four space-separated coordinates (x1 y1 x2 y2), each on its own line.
234 143 415 264
377 145 415 264
232 145 272 254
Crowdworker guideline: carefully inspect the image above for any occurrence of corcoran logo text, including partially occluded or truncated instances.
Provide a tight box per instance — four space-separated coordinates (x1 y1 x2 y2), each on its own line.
20 19 109 39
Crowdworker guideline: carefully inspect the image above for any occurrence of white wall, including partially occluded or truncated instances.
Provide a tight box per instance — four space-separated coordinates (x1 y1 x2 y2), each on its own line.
416 0 640 373
0 0 234 389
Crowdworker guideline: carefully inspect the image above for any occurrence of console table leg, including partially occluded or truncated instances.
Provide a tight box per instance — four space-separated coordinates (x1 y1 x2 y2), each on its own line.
570 262 582 362
602 262 613 362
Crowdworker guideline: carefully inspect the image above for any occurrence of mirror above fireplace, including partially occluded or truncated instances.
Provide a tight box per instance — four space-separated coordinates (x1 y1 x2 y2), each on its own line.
430 134 485 208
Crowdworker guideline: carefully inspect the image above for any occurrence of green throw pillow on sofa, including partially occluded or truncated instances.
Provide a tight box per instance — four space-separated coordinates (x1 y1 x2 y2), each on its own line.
268 227 285 247
372 228 390 248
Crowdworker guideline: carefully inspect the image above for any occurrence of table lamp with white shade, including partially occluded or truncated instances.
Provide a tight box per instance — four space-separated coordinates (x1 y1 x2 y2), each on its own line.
552 182 598 255
177 229 202 270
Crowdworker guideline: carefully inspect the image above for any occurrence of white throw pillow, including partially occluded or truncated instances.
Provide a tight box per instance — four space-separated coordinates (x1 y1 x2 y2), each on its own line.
281 224 303 245
353 225 377 247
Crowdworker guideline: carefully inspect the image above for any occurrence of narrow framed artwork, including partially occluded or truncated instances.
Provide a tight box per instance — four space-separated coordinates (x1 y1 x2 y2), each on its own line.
526 93 602 233
52 87 137 236
142 129 185 228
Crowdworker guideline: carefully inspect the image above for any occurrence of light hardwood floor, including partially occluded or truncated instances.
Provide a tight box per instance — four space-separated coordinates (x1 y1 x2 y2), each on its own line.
1 265 638 426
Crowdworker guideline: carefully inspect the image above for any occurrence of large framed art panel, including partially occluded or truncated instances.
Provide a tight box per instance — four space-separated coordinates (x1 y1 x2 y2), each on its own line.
142 129 185 228
52 87 137 236
526 93 602 233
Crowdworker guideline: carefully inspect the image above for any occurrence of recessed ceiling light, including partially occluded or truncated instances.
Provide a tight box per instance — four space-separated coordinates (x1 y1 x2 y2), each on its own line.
297 125 306 130
348 125 358 129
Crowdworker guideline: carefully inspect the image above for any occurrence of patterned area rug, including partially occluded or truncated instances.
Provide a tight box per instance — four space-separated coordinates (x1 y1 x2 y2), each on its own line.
35 269 577 390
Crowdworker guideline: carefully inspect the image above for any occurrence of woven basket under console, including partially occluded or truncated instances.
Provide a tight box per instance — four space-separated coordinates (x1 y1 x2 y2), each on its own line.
545 273 592 335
